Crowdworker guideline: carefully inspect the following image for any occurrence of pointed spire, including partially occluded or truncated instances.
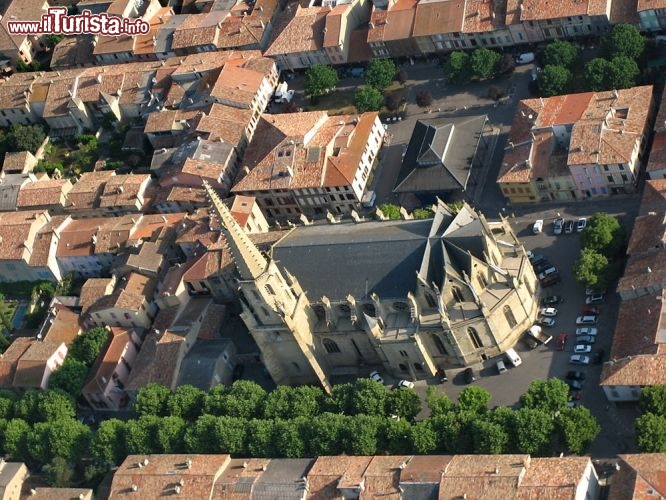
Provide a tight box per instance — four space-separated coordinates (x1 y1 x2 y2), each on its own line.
202 180 267 280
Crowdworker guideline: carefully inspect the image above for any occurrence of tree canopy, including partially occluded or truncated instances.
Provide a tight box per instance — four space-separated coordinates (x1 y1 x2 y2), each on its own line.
471 48 501 80
543 40 580 69
539 65 571 97
580 212 626 259
519 379 570 414
365 59 397 90
353 86 384 113
444 52 472 84
304 64 339 100
377 203 402 220
584 58 614 91
5 125 45 154
604 23 645 60
48 359 90 396
68 327 111 367
573 248 609 289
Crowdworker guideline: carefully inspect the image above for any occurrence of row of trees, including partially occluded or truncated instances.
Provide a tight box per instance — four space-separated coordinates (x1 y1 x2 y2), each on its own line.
444 48 504 84
636 386 666 452
538 24 645 97
573 213 626 290
0 377 600 489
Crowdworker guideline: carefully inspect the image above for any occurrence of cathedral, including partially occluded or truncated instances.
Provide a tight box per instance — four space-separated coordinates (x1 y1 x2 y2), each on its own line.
204 182 539 392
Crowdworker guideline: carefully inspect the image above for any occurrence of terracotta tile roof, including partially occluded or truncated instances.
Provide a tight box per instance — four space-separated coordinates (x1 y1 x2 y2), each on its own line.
67 171 115 210
93 34 135 55
519 0 610 20
637 0 666 11
75 73 125 103
400 455 452 483
0 210 49 261
463 0 507 33
29 215 68 267
213 458 271 499
618 251 666 293
368 0 417 43
13 340 65 388
175 210 225 250
608 294 663 363
153 185 209 207
413 0 464 37
144 109 203 134
0 337 32 387
601 352 666 387
82 327 130 395
640 179 666 215
214 16 263 50
94 215 139 254
518 457 592 499
2 151 36 174
323 5 346 48
209 64 264 106
182 248 233 282
125 242 163 274
56 218 104 258
264 5 330 56
131 213 184 244
134 7 174 55
359 456 410 499
229 195 255 227
647 132 666 173
0 0 48 53
50 35 97 70
99 174 150 208
609 454 666 500
198 304 226 339
110 454 231 499
439 455 531 498
347 27 374 64
80 277 116 313
16 179 71 209
43 305 81 345
307 456 375 499
196 104 252 144
610 0 639 23
21 488 92 500
171 12 227 50
124 329 184 389
89 272 156 314
627 212 666 255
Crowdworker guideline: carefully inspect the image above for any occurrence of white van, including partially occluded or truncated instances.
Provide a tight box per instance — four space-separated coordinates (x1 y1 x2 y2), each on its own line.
505 348 522 367
533 219 543 234
362 190 377 208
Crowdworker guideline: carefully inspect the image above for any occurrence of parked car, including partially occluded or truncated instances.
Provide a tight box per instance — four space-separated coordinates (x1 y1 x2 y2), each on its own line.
570 354 591 365
576 315 598 325
538 317 556 327
370 371 384 384
576 327 598 336
564 220 575 234
555 333 568 351
577 218 587 232
516 52 536 64
534 260 554 273
533 219 544 233
540 273 561 287
581 306 601 315
565 379 584 390
538 267 558 280
397 380 415 389
586 294 605 305
576 335 596 344
553 217 564 235
567 370 586 381
522 334 539 350
539 307 558 317
574 344 592 354
496 360 508 374
593 349 605 365
529 253 546 265
586 287 605 296
541 295 563 305
463 367 477 384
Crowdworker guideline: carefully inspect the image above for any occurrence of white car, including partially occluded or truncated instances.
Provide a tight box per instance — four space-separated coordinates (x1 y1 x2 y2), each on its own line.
570 354 591 365
576 315 598 325
553 217 564 235
577 218 587 232
574 344 592 354
576 327 598 336
539 307 558 317
397 380 415 389
586 294 605 305
538 317 556 327
369 371 384 384
516 52 536 65
533 219 544 233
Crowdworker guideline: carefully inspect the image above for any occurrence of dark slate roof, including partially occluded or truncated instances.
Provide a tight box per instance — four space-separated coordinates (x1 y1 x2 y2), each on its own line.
272 219 432 301
252 459 314 500
394 115 487 194
398 483 439 500
176 339 231 390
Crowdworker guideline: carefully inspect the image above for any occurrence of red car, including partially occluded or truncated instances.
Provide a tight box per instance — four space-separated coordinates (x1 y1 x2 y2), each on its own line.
581 306 600 315
555 333 568 351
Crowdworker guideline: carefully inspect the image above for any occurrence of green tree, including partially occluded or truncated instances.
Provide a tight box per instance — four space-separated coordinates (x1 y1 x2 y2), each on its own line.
605 23 645 60
429 413 464 453
6 124 45 153
184 414 220 454
539 65 571 97
0 390 17 419
69 327 111 366
457 386 491 414
354 86 384 113
18 390 75 423
412 208 434 219
609 56 640 89
134 384 171 417
639 386 666 416
471 48 501 80
299 412 344 456
271 419 305 458
154 416 187 453
573 248 609 289
341 415 380 455
212 416 247 455
471 418 508 454
124 416 159 455
385 388 421 420
636 412 666 452
263 385 323 420
243 419 275 457
543 40 581 69
378 417 414 454
555 407 600 455
92 419 127 465
348 378 389 416
48 359 89 396
512 408 555 455
519 379 570 414
304 64 339 101
580 213 626 258
377 203 401 220
3 418 30 461
45 456 74 487
365 59 397 90
584 58 614 91
167 385 206 421
205 381 266 418
28 419 93 463
412 421 437 454
445 51 472 84
425 386 454 417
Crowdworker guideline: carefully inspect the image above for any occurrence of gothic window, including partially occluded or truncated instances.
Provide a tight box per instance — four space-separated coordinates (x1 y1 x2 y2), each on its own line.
478 273 488 288
338 303 351 314
452 286 464 302
393 301 409 312
399 363 408 372
414 363 424 371
468 327 483 349
432 334 448 355
503 305 517 328
362 303 376 316
323 338 341 354
425 293 437 308
265 284 276 295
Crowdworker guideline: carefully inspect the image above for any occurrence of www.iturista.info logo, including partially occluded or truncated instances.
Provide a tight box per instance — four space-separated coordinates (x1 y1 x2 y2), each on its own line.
6 7 150 36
